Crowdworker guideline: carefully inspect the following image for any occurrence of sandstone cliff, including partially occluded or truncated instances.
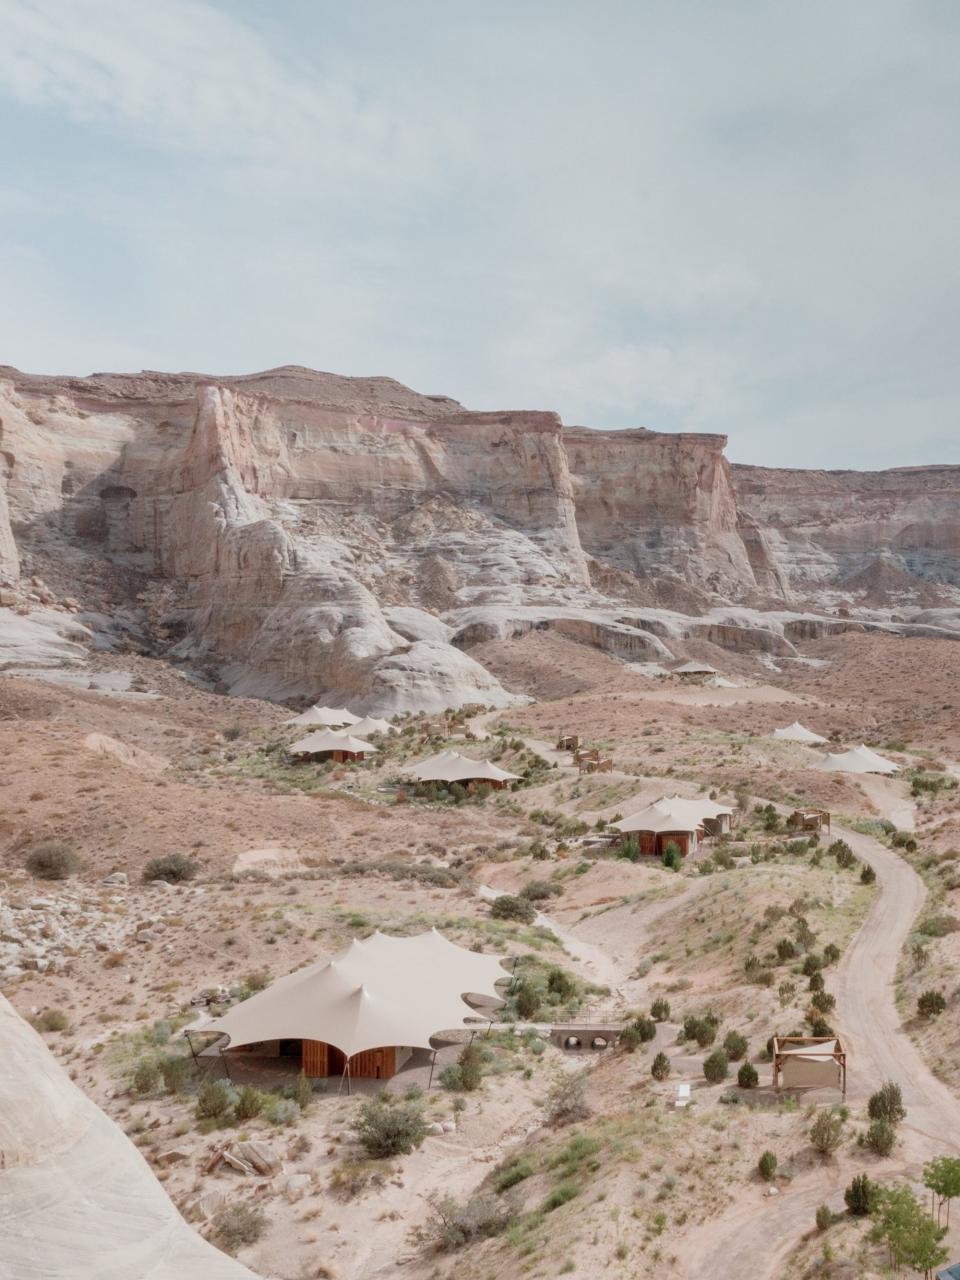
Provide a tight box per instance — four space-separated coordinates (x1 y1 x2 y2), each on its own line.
0 363 957 709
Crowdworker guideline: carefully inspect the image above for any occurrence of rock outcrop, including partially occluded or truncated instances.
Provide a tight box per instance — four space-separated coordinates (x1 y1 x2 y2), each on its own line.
0 992 259 1279
0 363 958 709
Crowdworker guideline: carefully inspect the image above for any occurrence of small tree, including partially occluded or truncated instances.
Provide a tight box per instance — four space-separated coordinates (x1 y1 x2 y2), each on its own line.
458 1043 484 1091
356 1099 427 1158
867 1081 906 1125
822 942 841 965
810 990 836 1014
633 1016 657 1043
651 1052 671 1081
293 1070 314 1112
723 1031 748 1061
917 989 947 1019
546 1069 591 1126
620 1025 643 1053
776 938 797 961
865 1119 896 1157
737 1062 758 1089
815 1204 833 1232
213 1203 266 1252
195 1078 233 1120
650 997 671 1022
490 895 536 924
923 1156 960 1226
514 980 541 1020
844 1173 876 1216
758 1150 778 1181
869 1184 948 1278
810 1109 844 1157
703 1050 728 1084
860 863 876 884
662 842 682 872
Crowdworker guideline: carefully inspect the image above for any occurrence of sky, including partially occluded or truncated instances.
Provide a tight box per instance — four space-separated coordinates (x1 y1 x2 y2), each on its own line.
0 1 958 468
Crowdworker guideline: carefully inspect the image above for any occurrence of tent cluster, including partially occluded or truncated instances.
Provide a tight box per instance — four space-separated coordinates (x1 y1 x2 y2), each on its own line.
611 794 733 857
188 931 508 1083
285 705 360 728
770 724 899 775
403 750 520 789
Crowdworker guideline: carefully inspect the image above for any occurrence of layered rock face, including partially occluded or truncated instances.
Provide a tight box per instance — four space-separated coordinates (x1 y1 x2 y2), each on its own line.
733 464 960 598
1 363 958 709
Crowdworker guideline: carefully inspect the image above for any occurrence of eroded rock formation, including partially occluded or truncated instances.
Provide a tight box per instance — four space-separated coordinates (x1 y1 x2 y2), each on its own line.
0 363 958 709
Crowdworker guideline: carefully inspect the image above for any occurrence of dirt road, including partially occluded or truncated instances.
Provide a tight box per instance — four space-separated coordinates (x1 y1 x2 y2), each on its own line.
677 822 960 1278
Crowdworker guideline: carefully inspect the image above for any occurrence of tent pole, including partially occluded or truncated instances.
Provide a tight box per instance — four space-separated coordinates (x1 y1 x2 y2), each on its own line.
218 1041 233 1085
185 1031 199 1066
347 1057 352 1097
428 1049 437 1089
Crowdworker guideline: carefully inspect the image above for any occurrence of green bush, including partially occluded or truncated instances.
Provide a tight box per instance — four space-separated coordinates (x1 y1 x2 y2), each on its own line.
865 1119 896 1157
822 942 840 965
212 1203 266 1251
844 1172 877 1215
811 990 836 1014
546 967 577 1001
546 1070 591 1126
33 1008 69 1033
157 1054 190 1094
293 1070 314 1111
25 842 79 880
132 1057 160 1094
195 1078 234 1120
620 1025 643 1053
419 1190 515 1251
662 843 683 872
490 895 536 924
867 1081 905 1125
810 1109 844 1156
723 1031 748 1061
514 980 541 1020
918 989 947 1018
520 880 562 902
703 1049 728 1083
815 1204 833 1232
143 853 198 884
860 864 876 884
651 1052 671 1081
543 1182 579 1212
356 1099 427 1158
633 1016 657 1043
458 1043 484 1091
776 938 797 961
650 997 670 1022
758 1150 777 1181
737 1062 758 1089
234 1085 266 1120
494 1157 533 1192
439 1065 464 1090
264 1097 300 1126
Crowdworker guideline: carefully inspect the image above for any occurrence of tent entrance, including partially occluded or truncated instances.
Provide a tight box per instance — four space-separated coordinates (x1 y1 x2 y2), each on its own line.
300 1041 396 1079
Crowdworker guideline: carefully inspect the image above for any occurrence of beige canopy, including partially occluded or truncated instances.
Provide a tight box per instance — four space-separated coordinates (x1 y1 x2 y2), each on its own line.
772 721 828 744
404 750 519 785
195 931 508 1059
350 716 396 736
778 1039 843 1089
613 795 731 836
289 730 377 756
815 745 898 775
674 660 717 675
284 705 360 728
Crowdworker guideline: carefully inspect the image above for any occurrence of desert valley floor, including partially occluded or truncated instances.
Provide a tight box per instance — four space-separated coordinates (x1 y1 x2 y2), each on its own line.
3 626 960 1280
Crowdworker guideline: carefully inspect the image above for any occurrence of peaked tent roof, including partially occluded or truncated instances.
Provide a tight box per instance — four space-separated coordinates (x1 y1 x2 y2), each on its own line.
674 661 718 675
284 705 360 728
350 716 396 736
612 795 730 836
289 730 377 755
404 750 520 784
772 721 828 744
196 931 508 1058
814 745 898 775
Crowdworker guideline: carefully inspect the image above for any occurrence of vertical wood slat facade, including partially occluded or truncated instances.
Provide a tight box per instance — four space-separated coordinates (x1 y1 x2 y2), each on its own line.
301 1040 395 1079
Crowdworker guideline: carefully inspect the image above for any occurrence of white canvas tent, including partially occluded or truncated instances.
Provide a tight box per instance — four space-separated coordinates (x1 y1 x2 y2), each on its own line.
192 931 507 1067
284 705 360 728
814 744 898 775
404 751 519 786
288 730 377 758
773 1036 846 1093
772 721 828 745
613 795 732 838
674 661 717 676
350 716 396 736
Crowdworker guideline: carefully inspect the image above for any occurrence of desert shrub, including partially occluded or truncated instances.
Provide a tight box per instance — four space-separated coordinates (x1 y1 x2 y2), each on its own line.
682 1015 717 1048
737 1062 758 1089
458 1043 484 1091
662 843 682 872
439 1065 464 1090
143 853 197 883
195 1078 233 1120
494 1157 533 1192
633 1016 657 1043
919 914 960 938
293 1070 314 1111
420 1191 515 1250
822 942 840 965
212 1203 266 1251
723 1031 748 1061
356 1099 427 1158
546 1070 591 1126
808 1016 835 1038
520 880 562 902
546 967 578 1001
33 1008 69 1033
808 971 825 993
618 836 641 862
918 989 947 1018
234 1085 266 1120
264 1097 300 1126
650 997 671 1021
802 954 823 976
865 1119 896 1157
490 895 536 924
514 980 541 1020
758 1150 778 1181
811 990 836 1014
860 863 876 884
844 1173 877 1215
816 1204 833 1231
223 724 243 741
703 1050 728 1083
25 842 79 880
867 1081 906 1125
810 1109 844 1156
776 938 797 961
543 1182 579 1212
651 1052 671 1081
620 1025 643 1052
131 1057 160 1094
157 1054 190 1094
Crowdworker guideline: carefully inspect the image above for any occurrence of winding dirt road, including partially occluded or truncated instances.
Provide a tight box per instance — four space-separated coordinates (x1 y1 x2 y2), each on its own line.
677 823 960 1278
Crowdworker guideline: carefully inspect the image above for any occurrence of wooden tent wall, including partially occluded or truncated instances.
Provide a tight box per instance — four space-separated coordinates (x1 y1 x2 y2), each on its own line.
301 1040 395 1079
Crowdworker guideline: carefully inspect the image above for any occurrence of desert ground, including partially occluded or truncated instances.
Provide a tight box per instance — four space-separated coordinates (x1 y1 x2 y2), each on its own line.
4 627 960 1279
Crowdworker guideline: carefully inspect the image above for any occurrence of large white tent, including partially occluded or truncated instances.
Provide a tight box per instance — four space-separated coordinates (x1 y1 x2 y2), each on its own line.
288 730 377 757
195 931 507 1061
814 745 899 775
674 660 717 675
284 705 360 728
612 795 732 837
771 721 828 745
404 751 519 786
350 716 396 736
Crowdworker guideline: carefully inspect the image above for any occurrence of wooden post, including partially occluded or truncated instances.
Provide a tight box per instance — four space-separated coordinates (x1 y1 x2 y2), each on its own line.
428 1049 438 1089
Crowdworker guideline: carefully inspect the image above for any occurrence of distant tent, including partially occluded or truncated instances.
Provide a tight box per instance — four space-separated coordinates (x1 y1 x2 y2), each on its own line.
611 795 733 856
814 745 898 776
674 661 717 676
288 730 377 761
773 1036 846 1094
350 716 396 737
772 721 828 745
403 751 519 788
284 706 360 728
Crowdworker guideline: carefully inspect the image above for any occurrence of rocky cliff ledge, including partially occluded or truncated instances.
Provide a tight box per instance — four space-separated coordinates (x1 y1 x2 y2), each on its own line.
0 364 957 709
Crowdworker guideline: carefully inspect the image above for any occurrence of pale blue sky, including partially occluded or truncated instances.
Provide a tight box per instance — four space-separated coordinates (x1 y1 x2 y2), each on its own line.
1 0 958 467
